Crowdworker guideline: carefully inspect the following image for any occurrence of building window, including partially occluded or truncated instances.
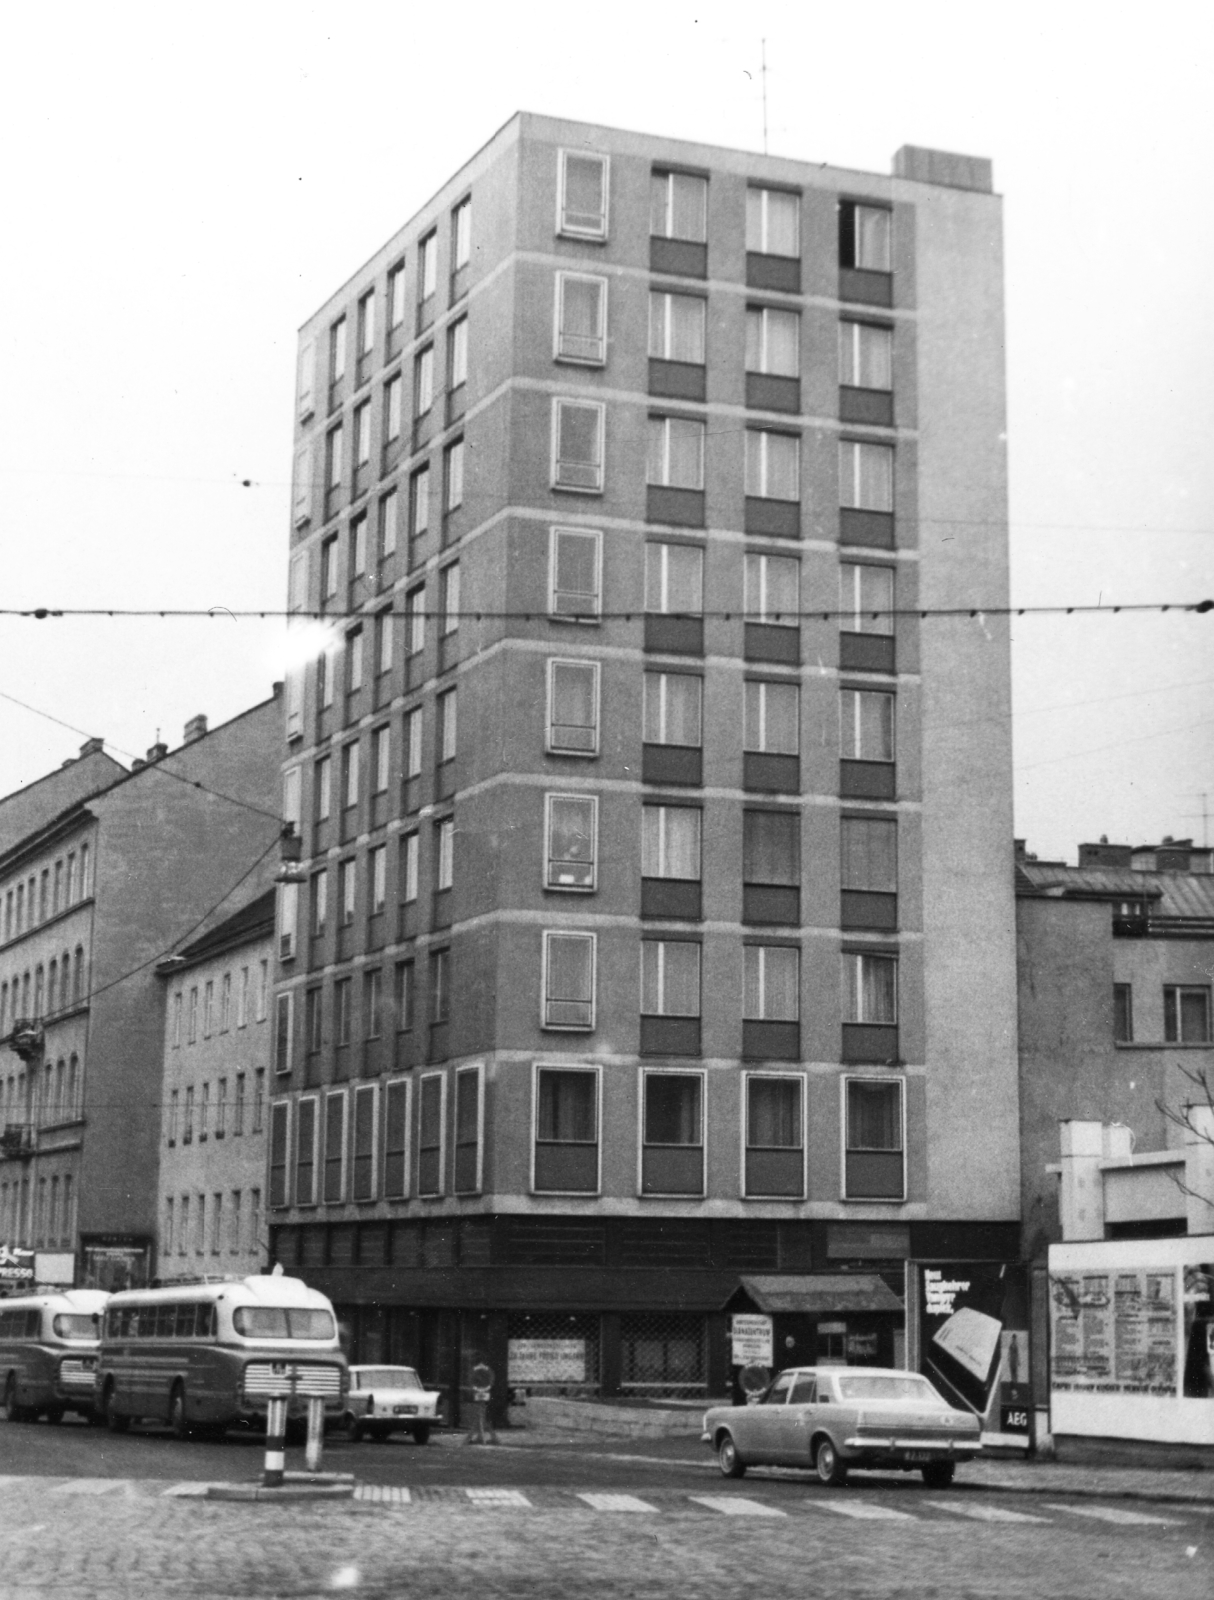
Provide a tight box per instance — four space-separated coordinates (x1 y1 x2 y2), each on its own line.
1113 983 1134 1044
384 375 402 446
216 1078 227 1137
1164 985 1211 1043
452 196 471 270
840 321 892 391
297 340 315 417
296 1097 318 1207
545 794 597 891
234 1073 245 1135
431 948 451 1026
840 563 894 635
311 869 328 938
743 809 800 923
542 930 596 1030
268 1101 289 1207
352 1084 377 1202
745 430 799 501
437 688 457 765
401 833 419 903
253 1068 265 1131
323 1090 346 1203
841 816 898 929
353 403 371 481
558 149 609 239
555 273 607 364
534 1067 598 1194
641 1071 703 1196
649 292 706 363
447 316 468 394
747 188 799 257
325 423 343 493
405 585 426 657
379 488 398 560
339 860 356 928
552 398 605 493
440 564 460 637
840 203 892 272
642 805 701 881
418 230 437 303
388 261 405 334
274 992 293 1074
384 1078 410 1198
454 1066 481 1194
415 345 434 417
335 976 353 1047
319 535 338 606
409 465 430 544
744 553 799 624
641 940 700 1018
648 416 704 491
373 610 394 683
840 440 893 512
418 1073 445 1196
546 659 600 755
645 542 703 616
650 171 707 241
744 945 799 1021
370 844 387 914
364 969 383 1039
395 961 414 1035
372 726 390 794
183 1087 195 1144
744 681 799 754
745 1075 804 1198
305 988 323 1055
171 992 182 1048
202 981 214 1038
840 689 894 762
844 953 898 1024
168 1089 179 1146
347 627 365 697
549 526 602 620
643 671 702 747
746 306 800 376
444 438 464 512
844 1078 904 1199
435 817 455 892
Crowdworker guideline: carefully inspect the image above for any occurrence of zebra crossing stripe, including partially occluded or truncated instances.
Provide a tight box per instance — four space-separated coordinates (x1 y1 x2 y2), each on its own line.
926 1500 1047 1524
1045 1503 1181 1527
691 1496 787 1517
576 1493 658 1513
161 1483 218 1497
465 1489 532 1507
50 1479 129 1496
352 1485 412 1505
806 1499 917 1521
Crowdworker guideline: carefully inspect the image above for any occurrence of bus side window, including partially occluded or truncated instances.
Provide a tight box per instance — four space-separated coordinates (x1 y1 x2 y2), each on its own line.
201 1304 217 1339
174 1304 194 1339
27 1311 41 1338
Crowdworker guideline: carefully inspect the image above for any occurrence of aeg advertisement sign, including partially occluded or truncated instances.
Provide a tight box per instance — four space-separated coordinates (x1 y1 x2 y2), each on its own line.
917 1262 1030 1436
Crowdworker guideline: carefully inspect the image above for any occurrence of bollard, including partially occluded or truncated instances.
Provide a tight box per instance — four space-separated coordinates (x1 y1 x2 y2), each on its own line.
263 1395 288 1489
305 1395 325 1473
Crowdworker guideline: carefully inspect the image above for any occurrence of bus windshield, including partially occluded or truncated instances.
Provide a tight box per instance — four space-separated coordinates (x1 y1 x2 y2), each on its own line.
52 1315 98 1339
232 1307 336 1341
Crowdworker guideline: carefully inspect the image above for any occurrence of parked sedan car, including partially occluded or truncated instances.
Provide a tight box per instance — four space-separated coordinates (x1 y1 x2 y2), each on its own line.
702 1366 982 1487
342 1366 440 1443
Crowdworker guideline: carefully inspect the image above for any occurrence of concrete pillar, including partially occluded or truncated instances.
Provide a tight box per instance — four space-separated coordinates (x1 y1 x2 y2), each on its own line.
1184 1103 1214 1236
1058 1121 1131 1240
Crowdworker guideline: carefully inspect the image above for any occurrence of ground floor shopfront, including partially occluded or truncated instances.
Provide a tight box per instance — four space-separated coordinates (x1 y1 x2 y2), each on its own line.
269 1213 1019 1427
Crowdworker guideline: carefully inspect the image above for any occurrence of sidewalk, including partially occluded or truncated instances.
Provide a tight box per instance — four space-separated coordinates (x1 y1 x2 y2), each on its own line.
496 1422 1214 1506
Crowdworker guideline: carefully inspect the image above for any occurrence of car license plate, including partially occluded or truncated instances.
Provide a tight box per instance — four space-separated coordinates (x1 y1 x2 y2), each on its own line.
903 1451 934 1462
394 1405 418 1415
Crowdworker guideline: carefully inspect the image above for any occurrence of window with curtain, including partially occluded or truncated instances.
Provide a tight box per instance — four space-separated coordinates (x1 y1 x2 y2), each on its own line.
642 806 701 880
644 1074 702 1144
744 681 799 754
649 292 706 363
743 810 799 885
549 527 601 619
840 689 895 761
841 817 897 893
847 1078 901 1150
543 931 596 1029
556 274 607 363
650 171 707 241
839 321 892 389
537 1070 597 1143
553 399 605 491
545 794 597 890
843 953 898 1023
744 945 799 1021
641 941 701 1016
839 563 894 634
744 553 799 623
643 672 702 746
647 416 705 489
746 307 800 375
747 188 800 257
745 430 799 500
839 440 893 511
560 151 610 238
747 1076 802 1148
547 660 600 753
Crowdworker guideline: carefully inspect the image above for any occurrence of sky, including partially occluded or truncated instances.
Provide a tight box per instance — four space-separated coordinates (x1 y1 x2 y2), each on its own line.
1 0 1211 863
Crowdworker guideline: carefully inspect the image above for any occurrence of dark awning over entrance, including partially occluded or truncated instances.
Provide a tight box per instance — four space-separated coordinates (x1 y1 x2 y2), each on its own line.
725 1274 905 1315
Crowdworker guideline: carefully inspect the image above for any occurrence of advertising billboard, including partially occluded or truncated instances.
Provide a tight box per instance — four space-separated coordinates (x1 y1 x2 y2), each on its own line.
917 1261 1030 1436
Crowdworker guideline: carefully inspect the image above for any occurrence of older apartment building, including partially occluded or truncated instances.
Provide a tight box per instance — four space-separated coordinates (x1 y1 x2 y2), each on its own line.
270 113 1019 1413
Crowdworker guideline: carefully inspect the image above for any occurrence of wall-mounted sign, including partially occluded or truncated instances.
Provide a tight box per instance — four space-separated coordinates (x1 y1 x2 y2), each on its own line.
507 1339 587 1385
0 1245 34 1284
730 1313 773 1367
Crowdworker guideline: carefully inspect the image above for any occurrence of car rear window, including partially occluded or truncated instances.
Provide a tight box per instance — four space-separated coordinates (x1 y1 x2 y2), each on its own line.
835 1375 939 1402
356 1368 420 1388
233 1307 336 1340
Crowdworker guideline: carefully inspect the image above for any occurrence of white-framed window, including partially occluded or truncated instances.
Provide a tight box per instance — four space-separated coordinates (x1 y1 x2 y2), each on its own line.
546 659 600 755
839 320 892 390
440 564 460 636
552 398 605 493
746 306 800 376
444 438 464 511
404 707 423 778
555 273 607 364
447 316 468 389
383 1077 411 1199
842 1075 904 1200
745 429 799 500
549 526 602 620
744 552 800 624
641 940 701 1017
558 149 609 239
746 187 800 257
410 465 430 539
1164 985 1212 1043
283 766 302 834
743 1072 805 1198
346 626 364 693
295 1094 319 1206
401 833 419 903
840 563 894 635
417 1071 446 1197
437 688 457 764
647 416 705 490
320 535 338 602
370 844 387 914
323 1089 347 1204
545 793 598 891
650 170 707 241
533 1063 600 1195
643 671 702 747
372 725 390 793
436 817 455 891
640 1068 705 1195
843 952 898 1023
453 1063 483 1195
351 1082 378 1202
648 291 706 363
840 440 894 512
840 688 895 762
542 930 596 1029
645 542 703 616
744 680 800 754
744 945 800 1021
841 203 892 272
641 805 701 881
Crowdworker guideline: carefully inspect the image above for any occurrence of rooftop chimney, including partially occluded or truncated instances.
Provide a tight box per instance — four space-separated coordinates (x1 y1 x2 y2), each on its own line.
78 737 104 758
182 714 208 744
1078 841 1133 869
146 742 168 762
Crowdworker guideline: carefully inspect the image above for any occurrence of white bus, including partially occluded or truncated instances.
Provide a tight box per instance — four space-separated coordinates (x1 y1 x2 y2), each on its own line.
95 1273 346 1437
1 1289 109 1423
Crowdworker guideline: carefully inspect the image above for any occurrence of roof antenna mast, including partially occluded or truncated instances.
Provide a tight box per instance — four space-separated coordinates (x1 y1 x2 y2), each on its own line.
761 38 769 155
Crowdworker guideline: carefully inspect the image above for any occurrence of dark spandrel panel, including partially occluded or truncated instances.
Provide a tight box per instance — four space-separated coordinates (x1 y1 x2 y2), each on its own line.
533 1143 599 1195
742 884 800 925
746 373 801 415
840 890 898 931
641 877 702 921
645 614 704 656
840 386 894 427
840 759 896 800
744 497 801 538
839 632 896 674
744 622 800 665
617 1217 712 1268
641 1145 703 1196
642 743 702 787
744 752 801 794
839 508 896 549
841 1022 900 1064
647 485 705 529
746 253 801 294
453 1144 478 1194
649 359 707 402
435 759 456 802
745 1147 805 1197
839 267 893 308
639 1015 701 1057
431 890 452 931
422 1221 457 1268
428 1021 450 1063
846 1149 904 1200
650 236 708 279
742 1020 801 1063
329 1224 356 1265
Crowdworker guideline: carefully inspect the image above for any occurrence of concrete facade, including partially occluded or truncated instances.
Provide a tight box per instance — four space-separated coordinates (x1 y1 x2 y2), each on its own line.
270 114 1019 1411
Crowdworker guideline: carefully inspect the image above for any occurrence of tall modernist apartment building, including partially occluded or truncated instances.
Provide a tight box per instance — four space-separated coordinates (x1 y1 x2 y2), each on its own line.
272 114 1019 1411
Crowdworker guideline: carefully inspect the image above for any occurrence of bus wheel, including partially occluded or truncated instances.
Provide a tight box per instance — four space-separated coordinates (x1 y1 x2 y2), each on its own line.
45 1408 64 1425
102 1384 129 1434
4 1376 31 1424
169 1384 191 1441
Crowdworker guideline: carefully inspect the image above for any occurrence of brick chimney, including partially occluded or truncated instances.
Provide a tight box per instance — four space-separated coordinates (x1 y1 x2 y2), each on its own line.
146 742 169 762
1078 840 1133 869
182 714 208 744
78 737 104 757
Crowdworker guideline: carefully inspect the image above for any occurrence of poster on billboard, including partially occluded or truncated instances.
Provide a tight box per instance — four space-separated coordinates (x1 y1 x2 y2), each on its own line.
918 1262 1029 1433
1049 1268 1178 1397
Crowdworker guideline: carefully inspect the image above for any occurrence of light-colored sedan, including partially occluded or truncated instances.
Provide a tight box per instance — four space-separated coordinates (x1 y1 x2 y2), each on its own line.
342 1365 440 1443
702 1366 981 1487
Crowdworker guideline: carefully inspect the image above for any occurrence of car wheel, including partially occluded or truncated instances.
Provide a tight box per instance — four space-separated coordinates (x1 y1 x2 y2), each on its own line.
102 1384 129 1434
717 1432 746 1478
169 1384 191 1441
412 1424 431 1446
4 1374 31 1423
921 1461 955 1489
814 1437 848 1487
